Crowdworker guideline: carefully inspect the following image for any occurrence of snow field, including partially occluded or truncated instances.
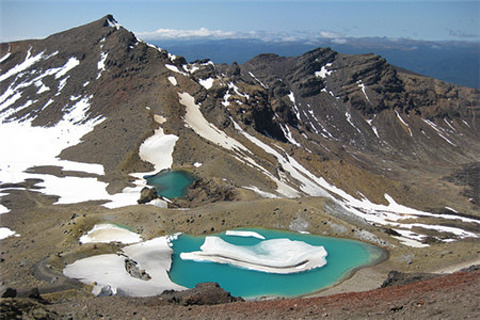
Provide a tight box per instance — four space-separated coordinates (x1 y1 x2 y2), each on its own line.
0 41 181 209
138 126 178 174
64 236 186 297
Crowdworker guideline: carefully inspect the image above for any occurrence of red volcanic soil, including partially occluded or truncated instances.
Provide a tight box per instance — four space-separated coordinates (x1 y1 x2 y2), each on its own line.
4 267 476 319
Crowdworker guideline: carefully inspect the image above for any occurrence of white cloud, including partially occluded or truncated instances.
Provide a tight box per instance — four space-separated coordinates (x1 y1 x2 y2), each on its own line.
135 28 348 44
136 27 240 41
319 31 343 39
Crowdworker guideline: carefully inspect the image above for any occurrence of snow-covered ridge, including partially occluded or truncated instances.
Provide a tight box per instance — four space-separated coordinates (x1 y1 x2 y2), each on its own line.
0 41 184 210
179 92 299 197
0 48 46 82
179 92 479 247
180 236 328 274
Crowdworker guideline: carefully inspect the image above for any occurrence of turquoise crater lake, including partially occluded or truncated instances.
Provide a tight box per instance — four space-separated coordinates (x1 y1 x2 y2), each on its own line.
145 170 195 199
169 228 386 299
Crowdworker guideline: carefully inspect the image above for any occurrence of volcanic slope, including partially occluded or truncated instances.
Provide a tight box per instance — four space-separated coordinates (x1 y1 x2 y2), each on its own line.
1 15 480 306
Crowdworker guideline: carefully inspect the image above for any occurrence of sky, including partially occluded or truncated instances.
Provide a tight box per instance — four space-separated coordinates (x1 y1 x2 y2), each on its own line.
0 1 479 43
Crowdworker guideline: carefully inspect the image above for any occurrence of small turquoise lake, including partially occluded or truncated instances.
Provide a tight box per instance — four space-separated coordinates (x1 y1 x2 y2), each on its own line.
169 228 386 299
145 170 195 198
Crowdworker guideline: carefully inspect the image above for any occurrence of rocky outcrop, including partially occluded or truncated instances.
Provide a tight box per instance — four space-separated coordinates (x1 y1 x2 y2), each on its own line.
0 298 60 320
124 257 151 281
137 187 158 204
381 270 440 288
0 283 16 298
184 178 238 207
159 282 244 305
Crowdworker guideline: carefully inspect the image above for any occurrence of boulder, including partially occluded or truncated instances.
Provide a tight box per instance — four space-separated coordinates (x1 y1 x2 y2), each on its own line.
137 187 158 204
0 283 17 298
381 270 440 288
159 282 244 306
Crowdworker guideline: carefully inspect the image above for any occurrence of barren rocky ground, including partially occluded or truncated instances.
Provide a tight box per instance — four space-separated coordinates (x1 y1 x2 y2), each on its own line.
2 267 479 319
1 189 479 319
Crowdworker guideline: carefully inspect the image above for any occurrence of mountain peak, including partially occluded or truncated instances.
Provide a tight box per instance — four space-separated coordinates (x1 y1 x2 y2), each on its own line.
103 14 121 29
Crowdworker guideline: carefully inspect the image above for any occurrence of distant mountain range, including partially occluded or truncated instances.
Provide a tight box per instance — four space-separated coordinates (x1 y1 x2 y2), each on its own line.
151 38 480 89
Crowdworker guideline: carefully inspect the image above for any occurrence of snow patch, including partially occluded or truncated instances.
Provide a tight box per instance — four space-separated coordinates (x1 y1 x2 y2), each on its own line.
0 94 110 207
55 57 80 79
248 71 268 88
0 49 11 64
243 186 278 198
180 93 298 197
315 63 332 79
288 91 302 121
345 111 361 133
138 127 178 174
422 119 457 146
279 123 302 147
107 17 122 30
391 229 429 248
199 78 214 90
167 76 177 86
56 76 69 95
395 110 413 136
79 224 142 244
366 118 380 139
0 227 18 240
0 48 45 82
97 52 108 79
165 64 188 76
35 80 50 94
356 81 370 102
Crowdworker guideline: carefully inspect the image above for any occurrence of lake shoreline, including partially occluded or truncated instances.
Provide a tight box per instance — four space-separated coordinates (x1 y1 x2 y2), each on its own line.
1 193 479 305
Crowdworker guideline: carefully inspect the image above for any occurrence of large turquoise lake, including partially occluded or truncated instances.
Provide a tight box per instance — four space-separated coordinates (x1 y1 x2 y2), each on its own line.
145 170 195 198
169 228 385 299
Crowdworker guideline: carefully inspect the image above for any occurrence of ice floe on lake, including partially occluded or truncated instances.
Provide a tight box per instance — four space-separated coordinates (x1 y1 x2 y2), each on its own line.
225 230 266 240
180 236 328 274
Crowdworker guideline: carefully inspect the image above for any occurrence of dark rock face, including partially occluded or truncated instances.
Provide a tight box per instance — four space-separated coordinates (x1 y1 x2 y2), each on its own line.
159 282 244 305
